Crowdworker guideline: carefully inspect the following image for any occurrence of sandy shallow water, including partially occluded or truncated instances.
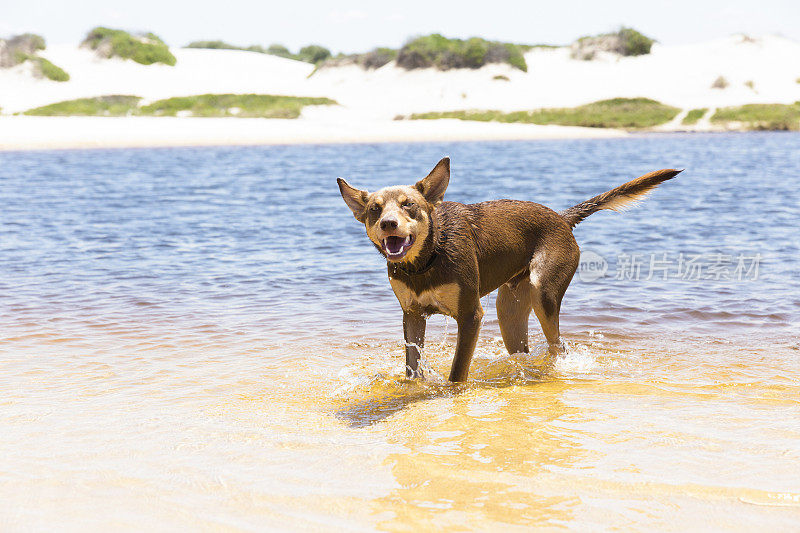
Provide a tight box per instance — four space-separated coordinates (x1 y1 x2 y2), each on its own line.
1 135 798 530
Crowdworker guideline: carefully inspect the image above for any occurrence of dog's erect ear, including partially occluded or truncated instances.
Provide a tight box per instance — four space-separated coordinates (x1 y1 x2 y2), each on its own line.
337 178 369 222
415 157 450 206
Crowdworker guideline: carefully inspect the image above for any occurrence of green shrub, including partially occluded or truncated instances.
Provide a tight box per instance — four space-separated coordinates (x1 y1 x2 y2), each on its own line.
396 34 528 72
296 45 331 64
711 103 800 130
83 27 176 66
1 33 47 68
314 47 398 72
35 57 70 81
572 27 655 59
186 40 237 50
13 50 30 65
493 74 510 81
186 40 331 64
681 108 707 125
186 40 267 54
138 93 336 118
23 95 142 116
360 47 397 69
411 97 679 129
617 27 654 56
10 52 70 82
266 44 293 58
519 44 559 51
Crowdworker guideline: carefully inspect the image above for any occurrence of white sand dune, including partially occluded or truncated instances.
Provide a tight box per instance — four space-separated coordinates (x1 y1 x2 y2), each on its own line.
1 34 799 150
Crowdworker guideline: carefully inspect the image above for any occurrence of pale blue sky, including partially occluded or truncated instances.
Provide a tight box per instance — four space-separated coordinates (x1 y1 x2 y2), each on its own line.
4 0 799 53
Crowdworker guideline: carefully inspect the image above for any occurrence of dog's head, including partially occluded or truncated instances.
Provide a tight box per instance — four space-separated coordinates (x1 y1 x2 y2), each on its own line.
337 157 450 263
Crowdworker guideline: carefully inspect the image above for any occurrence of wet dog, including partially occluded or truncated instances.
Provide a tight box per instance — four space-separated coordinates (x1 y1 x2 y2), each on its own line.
338 158 680 381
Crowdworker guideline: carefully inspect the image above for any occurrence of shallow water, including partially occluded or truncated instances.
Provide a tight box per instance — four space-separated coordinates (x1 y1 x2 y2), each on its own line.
1 134 799 530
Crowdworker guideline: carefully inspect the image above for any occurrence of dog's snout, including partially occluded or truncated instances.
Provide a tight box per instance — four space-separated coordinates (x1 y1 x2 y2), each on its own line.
380 216 399 231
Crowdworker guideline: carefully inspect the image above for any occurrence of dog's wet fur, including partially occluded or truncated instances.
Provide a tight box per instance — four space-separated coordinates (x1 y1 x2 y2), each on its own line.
338 158 681 382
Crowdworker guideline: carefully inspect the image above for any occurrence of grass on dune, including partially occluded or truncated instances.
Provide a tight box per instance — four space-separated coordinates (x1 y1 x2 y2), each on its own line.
23 95 142 116
35 57 70 81
410 98 680 129
138 94 336 118
14 53 70 82
82 27 176 66
22 94 336 118
711 103 800 130
681 108 708 125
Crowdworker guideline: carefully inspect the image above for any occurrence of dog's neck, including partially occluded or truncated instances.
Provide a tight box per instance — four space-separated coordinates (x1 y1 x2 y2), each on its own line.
389 209 440 276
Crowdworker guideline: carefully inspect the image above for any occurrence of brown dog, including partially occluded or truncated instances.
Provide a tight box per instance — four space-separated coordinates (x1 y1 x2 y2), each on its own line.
338 158 680 382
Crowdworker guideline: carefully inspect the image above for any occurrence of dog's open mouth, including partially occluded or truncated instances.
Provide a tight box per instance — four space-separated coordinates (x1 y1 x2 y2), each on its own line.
383 235 414 260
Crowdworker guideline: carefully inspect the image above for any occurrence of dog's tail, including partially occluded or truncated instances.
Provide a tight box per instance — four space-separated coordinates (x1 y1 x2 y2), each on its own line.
560 168 683 229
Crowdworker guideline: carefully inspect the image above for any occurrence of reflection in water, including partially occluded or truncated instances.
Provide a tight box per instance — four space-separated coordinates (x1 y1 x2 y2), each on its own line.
326 338 800 530
331 343 588 528
376 382 585 529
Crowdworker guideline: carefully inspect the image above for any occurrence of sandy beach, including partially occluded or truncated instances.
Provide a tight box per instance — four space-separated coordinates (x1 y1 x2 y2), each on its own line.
1 34 799 150
0 115 626 151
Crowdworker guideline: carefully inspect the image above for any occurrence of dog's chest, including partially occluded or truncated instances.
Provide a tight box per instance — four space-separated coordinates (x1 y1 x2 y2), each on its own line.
389 279 460 317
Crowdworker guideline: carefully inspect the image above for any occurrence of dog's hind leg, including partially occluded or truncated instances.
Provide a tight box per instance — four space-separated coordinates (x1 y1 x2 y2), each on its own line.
529 240 580 350
496 274 534 355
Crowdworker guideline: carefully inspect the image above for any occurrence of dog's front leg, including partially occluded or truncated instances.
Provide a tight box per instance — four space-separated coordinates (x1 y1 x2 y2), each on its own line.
448 305 484 382
403 312 426 378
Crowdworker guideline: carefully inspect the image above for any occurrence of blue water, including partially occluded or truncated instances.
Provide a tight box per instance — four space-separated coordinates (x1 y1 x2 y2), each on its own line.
1 133 798 351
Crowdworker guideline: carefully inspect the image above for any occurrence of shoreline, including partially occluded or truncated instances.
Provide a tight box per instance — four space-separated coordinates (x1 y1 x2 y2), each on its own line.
0 115 787 153
0 115 628 151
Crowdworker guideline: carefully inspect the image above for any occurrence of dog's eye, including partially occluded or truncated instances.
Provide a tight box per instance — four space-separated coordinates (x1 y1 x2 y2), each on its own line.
369 204 380 212
402 201 415 209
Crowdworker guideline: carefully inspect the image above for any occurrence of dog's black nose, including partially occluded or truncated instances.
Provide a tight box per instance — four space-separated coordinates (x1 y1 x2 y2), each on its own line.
380 216 398 231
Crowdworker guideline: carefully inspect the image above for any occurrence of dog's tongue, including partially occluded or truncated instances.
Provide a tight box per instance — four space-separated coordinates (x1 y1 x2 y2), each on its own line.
385 236 406 254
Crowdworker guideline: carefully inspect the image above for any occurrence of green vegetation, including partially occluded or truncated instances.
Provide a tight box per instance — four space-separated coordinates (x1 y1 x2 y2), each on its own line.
18 32 45 51
396 34 528 72
711 103 800 130
744 80 755 91
267 44 292 58
34 56 70 81
410 98 680 129
21 93 336 118
572 27 655 60
296 45 331 64
186 40 267 54
11 53 70 81
139 94 336 118
520 44 560 50
1 33 69 80
682 108 708 125
185 39 331 64
351 47 398 69
138 93 333 118
186 34 549 72
615 27 655 56
23 95 142 116
493 74 510 81
82 27 176 66
315 47 399 72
